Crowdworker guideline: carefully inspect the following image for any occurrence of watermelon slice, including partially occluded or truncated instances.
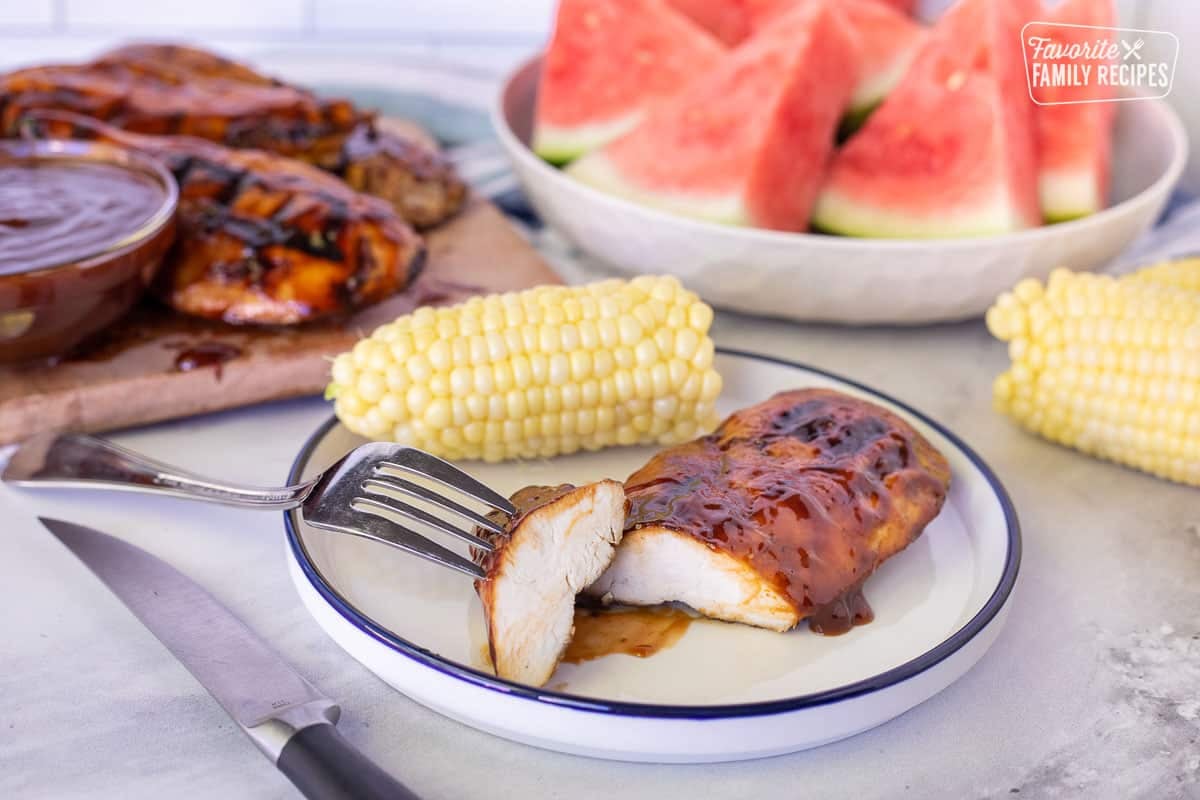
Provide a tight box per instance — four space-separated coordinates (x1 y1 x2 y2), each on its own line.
1032 0 1117 222
812 0 1040 238
567 0 858 230
532 0 725 166
743 0 926 131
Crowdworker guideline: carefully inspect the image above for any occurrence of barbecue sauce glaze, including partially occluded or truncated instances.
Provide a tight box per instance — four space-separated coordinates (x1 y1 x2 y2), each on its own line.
624 389 949 635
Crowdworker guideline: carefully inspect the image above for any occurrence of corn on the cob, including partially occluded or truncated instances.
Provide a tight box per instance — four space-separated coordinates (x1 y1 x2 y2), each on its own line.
326 276 723 462
986 265 1200 487
1123 256 1200 293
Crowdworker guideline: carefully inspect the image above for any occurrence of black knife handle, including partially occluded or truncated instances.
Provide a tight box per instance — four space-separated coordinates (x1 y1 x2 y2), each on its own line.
277 723 420 800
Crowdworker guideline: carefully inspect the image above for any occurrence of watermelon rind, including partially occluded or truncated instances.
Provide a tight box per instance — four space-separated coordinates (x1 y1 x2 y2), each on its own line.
811 187 1033 239
837 100 878 140
533 114 642 166
839 54 917 138
565 151 750 227
850 54 916 117
1040 170 1103 224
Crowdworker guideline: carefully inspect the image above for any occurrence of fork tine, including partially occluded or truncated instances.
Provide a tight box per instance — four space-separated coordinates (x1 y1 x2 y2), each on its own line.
376 449 517 516
367 469 507 535
346 498 486 579
360 478 495 551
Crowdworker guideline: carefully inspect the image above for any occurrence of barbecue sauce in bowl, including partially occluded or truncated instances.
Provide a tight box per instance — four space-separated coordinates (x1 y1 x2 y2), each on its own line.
0 140 177 362
0 162 166 276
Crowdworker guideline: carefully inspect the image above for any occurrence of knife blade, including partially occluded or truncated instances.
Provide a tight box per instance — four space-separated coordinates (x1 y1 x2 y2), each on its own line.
41 517 420 800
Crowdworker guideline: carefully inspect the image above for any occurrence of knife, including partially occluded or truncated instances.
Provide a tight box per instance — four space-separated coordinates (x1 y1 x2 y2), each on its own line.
40 517 420 800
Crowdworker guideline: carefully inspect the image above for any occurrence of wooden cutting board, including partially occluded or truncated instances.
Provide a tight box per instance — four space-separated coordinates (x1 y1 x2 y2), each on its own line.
0 195 560 445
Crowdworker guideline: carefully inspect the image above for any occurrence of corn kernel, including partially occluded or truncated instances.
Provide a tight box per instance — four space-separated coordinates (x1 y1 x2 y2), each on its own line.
543 385 562 414
653 396 679 419
378 393 406 422
618 316 643 346
561 383 582 411
356 372 386 403
487 394 505 421
597 318 620 348
449 367 472 396
412 329 436 351
570 350 592 382
580 379 600 408
548 352 570 386
336 390 366 418
689 302 714 332
492 362 514 393
405 385 431 416
613 370 635 402
331 354 357 386
451 398 469 427
525 387 544 415
424 398 451 429
674 327 700 361
635 339 660 367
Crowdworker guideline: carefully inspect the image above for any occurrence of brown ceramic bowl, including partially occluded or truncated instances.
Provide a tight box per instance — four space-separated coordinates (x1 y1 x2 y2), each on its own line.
0 139 178 363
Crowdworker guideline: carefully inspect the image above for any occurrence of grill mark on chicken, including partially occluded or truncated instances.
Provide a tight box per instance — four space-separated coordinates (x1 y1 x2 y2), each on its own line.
0 43 467 229
334 123 468 229
612 388 951 631
21 111 423 325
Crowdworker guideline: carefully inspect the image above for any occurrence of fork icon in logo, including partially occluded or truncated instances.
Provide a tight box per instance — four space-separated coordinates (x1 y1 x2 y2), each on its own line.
1122 38 1144 61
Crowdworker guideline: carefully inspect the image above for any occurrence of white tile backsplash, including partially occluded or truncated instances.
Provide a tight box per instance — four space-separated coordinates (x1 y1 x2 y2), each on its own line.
313 0 553 35
0 0 54 28
63 0 306 32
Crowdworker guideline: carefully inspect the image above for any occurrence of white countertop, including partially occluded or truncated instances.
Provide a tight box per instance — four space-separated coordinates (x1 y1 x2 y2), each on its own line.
3 309 1198 799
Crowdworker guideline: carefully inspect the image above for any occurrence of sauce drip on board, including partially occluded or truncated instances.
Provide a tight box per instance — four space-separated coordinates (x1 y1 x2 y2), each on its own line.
172 342 242 378
0 161 165 275
563 606 693 664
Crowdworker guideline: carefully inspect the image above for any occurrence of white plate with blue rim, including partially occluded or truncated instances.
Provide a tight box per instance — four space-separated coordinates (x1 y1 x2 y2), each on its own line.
283 349 1020 763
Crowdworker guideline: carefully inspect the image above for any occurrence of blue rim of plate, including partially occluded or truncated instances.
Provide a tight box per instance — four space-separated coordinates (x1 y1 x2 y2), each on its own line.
284 347 1022 720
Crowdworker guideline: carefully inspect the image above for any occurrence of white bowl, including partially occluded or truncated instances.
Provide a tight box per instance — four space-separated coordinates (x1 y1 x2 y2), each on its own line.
493 57 1188 325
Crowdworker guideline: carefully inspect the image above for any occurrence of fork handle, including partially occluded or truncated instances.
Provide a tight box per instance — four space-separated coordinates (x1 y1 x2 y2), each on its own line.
2 432 313 510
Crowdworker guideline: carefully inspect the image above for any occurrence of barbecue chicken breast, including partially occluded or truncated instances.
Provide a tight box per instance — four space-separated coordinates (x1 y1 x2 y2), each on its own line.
588 389 951 632
474 482 626 686
0 43 466 228
23 112 424 325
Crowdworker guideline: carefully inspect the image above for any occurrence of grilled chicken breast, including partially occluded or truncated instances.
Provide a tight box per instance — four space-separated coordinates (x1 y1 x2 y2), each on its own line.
474 482 626 686
23 111 423 325
96 42 283 86
0 43 466 228
589 389 951 632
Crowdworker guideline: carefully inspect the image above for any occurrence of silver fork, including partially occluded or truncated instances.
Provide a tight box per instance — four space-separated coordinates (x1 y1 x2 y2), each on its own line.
2 432 516 579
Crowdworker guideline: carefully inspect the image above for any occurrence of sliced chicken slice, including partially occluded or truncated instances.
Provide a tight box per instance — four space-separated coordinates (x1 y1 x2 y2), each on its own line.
590 520 797 631
474 481 626 686
589 388 952 633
